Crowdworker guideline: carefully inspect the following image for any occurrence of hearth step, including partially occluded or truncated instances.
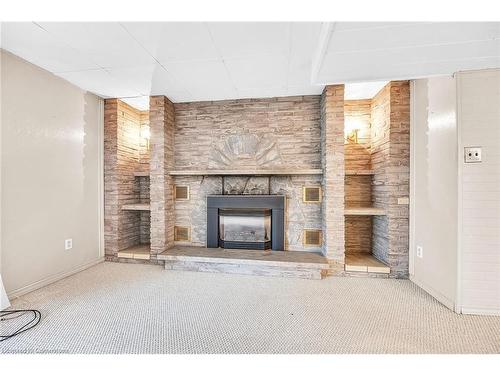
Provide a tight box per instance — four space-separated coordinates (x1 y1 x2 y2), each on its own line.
157 247 329 280
117 243 150 260
344 253 390 274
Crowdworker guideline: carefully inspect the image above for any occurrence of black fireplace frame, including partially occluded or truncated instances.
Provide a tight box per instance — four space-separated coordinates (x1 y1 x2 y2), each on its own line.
207 195 285 251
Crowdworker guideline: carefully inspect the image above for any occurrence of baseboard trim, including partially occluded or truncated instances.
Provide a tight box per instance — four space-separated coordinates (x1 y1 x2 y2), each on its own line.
7 257 105 300
410 275 456 311
461 307 500 316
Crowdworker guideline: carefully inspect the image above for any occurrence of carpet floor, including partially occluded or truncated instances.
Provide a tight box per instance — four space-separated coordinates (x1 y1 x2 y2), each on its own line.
1 261 499 354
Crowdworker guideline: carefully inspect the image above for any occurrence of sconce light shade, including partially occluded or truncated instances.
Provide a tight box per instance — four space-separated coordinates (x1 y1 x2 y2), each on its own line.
344 117 361 144
346 129 359 143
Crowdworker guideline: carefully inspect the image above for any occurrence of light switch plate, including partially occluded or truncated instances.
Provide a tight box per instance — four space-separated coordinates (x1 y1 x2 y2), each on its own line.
464 147 482 163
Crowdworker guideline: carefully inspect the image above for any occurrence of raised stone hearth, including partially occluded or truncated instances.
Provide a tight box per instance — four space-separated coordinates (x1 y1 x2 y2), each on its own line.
158 247 329 280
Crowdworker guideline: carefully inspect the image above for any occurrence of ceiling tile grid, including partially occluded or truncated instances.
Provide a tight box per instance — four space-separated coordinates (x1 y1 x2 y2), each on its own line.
2 21 499 108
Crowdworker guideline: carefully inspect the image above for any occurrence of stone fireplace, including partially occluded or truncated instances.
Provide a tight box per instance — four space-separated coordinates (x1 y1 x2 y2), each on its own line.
207 195 285 251
104 82 410 278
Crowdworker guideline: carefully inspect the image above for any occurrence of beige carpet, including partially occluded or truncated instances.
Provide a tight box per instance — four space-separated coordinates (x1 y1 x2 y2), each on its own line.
1 262 499 354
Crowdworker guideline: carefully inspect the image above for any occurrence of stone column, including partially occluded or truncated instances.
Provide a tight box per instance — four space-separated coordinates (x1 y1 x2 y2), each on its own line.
320 85 345 272
387 81 410 277
104 99 143 257
149 96 175 258
370 81 410 278
103 99 119 257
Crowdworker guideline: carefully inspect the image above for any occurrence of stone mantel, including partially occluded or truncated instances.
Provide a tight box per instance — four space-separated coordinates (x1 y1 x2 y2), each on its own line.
169 169 323 176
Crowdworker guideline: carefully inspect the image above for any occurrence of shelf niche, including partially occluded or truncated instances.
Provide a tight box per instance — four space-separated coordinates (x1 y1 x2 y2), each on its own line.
103 99 151 259
343 98 390 274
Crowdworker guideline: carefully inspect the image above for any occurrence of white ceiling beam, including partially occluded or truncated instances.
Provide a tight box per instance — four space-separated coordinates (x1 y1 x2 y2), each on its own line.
310 22 335 86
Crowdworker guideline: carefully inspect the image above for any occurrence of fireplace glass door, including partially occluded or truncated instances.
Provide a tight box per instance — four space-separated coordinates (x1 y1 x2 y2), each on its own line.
218 208 272 250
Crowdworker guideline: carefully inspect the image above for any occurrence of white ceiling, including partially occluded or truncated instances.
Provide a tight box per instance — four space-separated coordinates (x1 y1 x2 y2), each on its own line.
1 22 499 109
315 22 500 83
344 81 388 101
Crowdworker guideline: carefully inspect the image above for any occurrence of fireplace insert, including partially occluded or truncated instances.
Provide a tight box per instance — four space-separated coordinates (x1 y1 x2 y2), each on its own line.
219 208 271 250
207 195 285 251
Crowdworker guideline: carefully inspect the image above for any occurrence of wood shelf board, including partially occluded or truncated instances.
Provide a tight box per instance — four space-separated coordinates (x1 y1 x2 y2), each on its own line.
344 207 385 216
133 171 149 177
117 243 151 260
168 169 323 176
158 246 328 269
345 169 375 176
345 253 390 274
122 203 150 211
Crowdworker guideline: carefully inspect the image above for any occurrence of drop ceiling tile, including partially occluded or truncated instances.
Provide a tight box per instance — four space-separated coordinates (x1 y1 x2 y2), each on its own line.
225 54 288 88
56 69 141 98
288 23 322 86
106 64 186 96
330 22 500 53
120 96 150 111
160 59 236 100
290 22 322 55
162 91 193 103
236 86 287 99
38 22 155 69
334 22 414 32
1 22 100 73
288 58 314 87
286 85 323 96
207 22 290 58
344 81 389 100
395 56 500 80
319 39 500 82
122 22 219 62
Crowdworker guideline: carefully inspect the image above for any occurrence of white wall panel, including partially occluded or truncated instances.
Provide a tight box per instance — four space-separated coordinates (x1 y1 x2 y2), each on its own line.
410 76 458 310
458 69 500 315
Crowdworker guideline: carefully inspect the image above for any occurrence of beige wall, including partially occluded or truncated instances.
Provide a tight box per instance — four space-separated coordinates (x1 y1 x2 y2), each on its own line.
411 70 500 316
457 69 500 315
1 50 103 296
411 76 458 310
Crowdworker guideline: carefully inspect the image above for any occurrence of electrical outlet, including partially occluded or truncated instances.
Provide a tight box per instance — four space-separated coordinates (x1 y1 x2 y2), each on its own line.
416 246 423 258
65 239 73 250
464 147 482 163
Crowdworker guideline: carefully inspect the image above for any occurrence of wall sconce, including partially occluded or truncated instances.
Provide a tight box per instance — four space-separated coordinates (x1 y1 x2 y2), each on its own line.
346 128 359 144
140 124 151 149
344 117 361 144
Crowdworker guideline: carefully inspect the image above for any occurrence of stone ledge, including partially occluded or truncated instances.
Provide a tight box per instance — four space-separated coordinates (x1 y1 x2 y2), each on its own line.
169 169 323 176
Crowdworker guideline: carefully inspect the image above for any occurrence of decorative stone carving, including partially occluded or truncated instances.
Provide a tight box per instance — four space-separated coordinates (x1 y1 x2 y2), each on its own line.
223 176 269 195
209 133 282 169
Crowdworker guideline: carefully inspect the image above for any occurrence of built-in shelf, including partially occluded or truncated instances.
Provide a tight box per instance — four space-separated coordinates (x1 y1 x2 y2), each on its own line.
133 171 149 177
344 207 385 216
345 253 390 274
122 203 150 211
168 169 323 176
345 169 375 176
117 243 150 260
